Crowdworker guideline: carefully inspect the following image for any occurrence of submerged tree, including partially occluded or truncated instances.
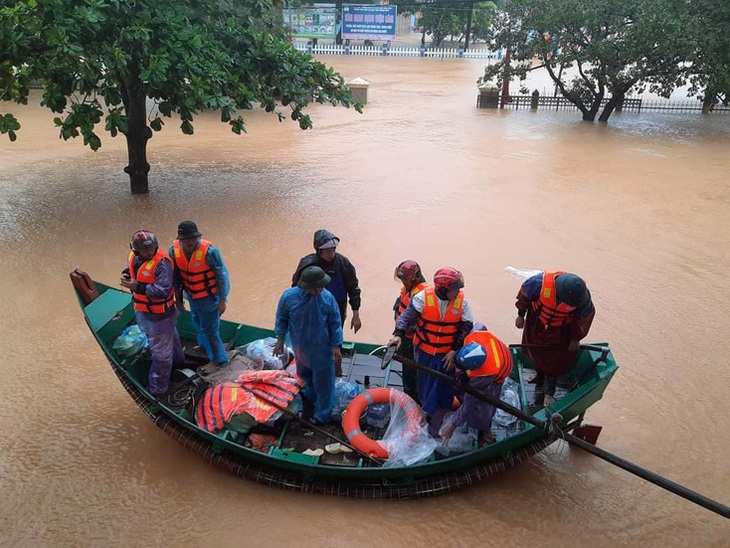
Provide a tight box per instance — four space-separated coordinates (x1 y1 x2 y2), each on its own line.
483 0 690 122
686 0 730 113
0 0 360 194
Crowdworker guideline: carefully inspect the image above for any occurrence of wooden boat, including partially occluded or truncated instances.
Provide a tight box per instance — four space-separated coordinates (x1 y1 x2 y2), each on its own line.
73 278 619 498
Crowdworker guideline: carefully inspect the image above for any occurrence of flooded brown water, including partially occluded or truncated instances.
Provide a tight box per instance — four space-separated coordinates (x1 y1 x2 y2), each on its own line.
1 57 729 546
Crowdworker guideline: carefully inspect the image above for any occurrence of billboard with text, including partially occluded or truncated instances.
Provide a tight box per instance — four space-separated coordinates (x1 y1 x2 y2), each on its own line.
342 5 397 41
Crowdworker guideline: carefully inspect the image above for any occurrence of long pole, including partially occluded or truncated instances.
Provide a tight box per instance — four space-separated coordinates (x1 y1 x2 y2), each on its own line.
389 354 730 519
464 0 474 51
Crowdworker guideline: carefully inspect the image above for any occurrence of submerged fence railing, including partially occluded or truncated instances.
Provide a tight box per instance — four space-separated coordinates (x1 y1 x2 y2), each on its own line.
292 42 501 59
482 94 730 114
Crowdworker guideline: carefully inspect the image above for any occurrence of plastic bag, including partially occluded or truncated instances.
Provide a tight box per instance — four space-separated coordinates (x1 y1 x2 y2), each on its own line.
111 325 148 358
197 352 262 385
436 413 478 456
493 377 520 427
236 338 291 370
329 379 362 423
365 403 390 429
381 391 437 468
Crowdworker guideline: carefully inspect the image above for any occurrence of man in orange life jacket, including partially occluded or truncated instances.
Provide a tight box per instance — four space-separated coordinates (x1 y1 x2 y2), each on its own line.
392 260 428 403
515 271 595 406
441 326 514 447
388 267 474 437
121 230 185 396
169 221 231 367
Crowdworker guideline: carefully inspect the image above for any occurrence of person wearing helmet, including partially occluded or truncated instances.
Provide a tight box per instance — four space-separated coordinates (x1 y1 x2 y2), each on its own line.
392 260 428 403
292 229 362 375
388 266 474 437
515 271 595 406
120 230 185 396
169 221 231 369
274 266 343 425
440 326 513 447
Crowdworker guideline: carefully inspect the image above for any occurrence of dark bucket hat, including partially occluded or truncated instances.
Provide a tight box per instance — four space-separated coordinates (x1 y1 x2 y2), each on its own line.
177 221 203 240
298 266 331 290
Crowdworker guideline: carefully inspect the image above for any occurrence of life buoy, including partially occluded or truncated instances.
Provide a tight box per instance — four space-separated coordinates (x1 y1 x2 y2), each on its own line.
341 387 423 459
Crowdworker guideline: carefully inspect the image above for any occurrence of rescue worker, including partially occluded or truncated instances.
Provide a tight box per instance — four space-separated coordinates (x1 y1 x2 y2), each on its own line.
441 326 514 447
169 221 230 370
274 266 343 425
292 229 362 340
515 271 595 406
392 260 428 403
388 267 474 437
120 230 185 396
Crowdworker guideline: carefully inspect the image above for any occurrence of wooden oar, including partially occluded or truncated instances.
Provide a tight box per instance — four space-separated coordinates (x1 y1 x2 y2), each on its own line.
237 385 384 466
388 353 730 519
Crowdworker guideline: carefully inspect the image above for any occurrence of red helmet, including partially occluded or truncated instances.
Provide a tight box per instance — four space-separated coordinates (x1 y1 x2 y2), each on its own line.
394 260 422 283
130 230 158 253
433 267 464 291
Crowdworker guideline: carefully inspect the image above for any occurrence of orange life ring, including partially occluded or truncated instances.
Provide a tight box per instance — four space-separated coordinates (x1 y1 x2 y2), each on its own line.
341 387 423 459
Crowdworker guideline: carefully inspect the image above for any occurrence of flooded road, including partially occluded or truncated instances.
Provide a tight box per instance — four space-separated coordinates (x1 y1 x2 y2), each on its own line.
1 57 729 546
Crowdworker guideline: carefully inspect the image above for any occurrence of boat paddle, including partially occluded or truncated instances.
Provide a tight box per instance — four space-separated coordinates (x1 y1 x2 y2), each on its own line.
237 385 384 466
381 350 730 519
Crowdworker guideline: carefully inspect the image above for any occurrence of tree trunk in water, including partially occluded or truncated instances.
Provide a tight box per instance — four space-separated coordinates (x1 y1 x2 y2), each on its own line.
702 92 716 114
123 81 151 194
599 97 619 122
581 110 596 122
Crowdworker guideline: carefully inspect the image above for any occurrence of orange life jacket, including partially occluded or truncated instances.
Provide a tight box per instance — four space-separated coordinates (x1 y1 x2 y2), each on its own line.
463 330 513 383
397 282 429 339
196 371 303 433
172 239 218 299
532 271 576 329
127 250 175 314
414 287 464 355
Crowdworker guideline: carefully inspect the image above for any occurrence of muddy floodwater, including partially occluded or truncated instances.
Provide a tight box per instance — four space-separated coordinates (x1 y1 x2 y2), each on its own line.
1 57 729 546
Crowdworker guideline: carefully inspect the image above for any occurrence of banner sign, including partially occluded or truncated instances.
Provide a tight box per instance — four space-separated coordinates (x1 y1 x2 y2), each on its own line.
342 5 397 41
283 7 338 39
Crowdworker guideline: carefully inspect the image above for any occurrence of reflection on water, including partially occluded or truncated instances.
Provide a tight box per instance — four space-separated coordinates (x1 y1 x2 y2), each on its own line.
1 57 729 545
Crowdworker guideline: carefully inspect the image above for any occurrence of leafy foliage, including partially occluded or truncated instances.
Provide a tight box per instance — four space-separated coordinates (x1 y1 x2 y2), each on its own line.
685 0 730 111
393 1 497 48
483 0 692 121
0 0 361 192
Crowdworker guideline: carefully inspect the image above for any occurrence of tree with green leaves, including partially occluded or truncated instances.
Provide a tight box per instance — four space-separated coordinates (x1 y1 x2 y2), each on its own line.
0 0 360 194
483 0 691 122
686 0 730 112
393 1 496 48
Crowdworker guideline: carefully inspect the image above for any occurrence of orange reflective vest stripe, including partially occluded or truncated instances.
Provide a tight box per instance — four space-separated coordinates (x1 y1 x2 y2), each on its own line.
196 373 304 433
397 282 429 340
463 330 514 383
127 250 175 314
172 239 218 299
532 271 576 328
414 287 464 355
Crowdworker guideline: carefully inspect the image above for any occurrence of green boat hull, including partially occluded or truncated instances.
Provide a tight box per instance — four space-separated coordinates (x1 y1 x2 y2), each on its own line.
75 280 619 498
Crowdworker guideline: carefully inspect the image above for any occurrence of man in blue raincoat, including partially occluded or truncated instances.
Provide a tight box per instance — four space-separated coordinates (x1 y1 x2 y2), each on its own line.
274 266 343 424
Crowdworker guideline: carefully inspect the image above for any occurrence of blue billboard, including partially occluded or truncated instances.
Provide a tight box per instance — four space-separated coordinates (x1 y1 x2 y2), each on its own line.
342 5 397 41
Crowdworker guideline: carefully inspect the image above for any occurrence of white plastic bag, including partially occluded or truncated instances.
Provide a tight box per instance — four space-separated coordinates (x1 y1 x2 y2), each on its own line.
236 337 290 370
493 377 520 427
436 412 478 456
380 391 437 468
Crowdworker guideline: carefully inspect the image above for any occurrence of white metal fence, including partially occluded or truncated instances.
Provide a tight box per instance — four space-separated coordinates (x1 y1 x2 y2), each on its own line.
292 42 502 60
